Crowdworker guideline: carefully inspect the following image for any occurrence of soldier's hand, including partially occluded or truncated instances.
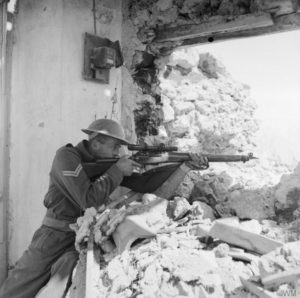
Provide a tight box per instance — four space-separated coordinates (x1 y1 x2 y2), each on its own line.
185 153 209 170
115 156 142 176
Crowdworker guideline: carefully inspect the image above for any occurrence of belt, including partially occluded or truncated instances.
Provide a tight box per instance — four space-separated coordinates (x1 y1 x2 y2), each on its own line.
42 216 75 232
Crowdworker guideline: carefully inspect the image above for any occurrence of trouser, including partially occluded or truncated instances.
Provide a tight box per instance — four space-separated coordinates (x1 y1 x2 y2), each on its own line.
0 225 79 298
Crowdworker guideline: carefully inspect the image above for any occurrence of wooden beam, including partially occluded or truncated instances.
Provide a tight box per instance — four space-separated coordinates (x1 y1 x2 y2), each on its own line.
180 12 300 47
153 12 300 50
155 13 274 43
228 251 259 263
240 278 275 298
85 234 101 298
261 268 300 289
208 219 283 255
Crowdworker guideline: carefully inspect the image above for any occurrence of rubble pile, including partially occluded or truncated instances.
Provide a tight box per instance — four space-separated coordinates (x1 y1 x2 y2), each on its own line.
67 195 300 298
157 50 258 154
69 26 300 296
66 46 300 297
140 48 296 222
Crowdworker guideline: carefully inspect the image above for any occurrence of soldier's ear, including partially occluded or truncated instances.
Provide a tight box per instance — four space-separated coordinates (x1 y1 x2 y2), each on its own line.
90 138 101 151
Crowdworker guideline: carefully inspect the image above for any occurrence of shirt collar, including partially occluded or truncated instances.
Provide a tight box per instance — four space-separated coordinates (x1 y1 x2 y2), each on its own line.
75 140 95 162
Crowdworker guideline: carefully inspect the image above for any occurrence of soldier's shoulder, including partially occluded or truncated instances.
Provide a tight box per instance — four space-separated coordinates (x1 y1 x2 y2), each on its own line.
55 143 80 159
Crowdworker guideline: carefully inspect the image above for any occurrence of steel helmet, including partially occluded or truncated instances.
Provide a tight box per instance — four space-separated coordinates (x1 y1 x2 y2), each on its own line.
82 119 129 145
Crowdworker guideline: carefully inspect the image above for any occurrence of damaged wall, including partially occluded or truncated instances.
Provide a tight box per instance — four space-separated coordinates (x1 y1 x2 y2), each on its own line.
121 0 300 223
149 43 299 222
127 0 300 50
121 0 300 142
8 0 123 265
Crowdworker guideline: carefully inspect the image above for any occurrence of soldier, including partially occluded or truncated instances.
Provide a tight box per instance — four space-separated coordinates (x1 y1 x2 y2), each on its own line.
0 119 207 298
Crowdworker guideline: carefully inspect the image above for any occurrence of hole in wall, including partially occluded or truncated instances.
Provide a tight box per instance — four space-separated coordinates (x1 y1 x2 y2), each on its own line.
131 29 300 225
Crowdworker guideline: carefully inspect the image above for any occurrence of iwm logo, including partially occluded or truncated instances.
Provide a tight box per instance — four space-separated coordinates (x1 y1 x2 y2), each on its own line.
277 289 298 297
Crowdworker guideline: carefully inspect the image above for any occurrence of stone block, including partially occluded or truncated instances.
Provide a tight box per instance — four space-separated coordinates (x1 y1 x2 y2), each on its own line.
168 196 191 220
177 86 201 102
190 181 217 206
173 100 195 115
174 177 195 198
166 114 191 137
161 101 175 123
209 219 283 255
169 48 199 69
198 53 226 79
191 201 216 221
262 268 300 289
240 278 275 298
275 163 300 210
160 80 178 99
228 189 275 220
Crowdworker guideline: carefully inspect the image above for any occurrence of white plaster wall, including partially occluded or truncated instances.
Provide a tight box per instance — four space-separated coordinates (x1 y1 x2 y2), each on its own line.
9 0 122 264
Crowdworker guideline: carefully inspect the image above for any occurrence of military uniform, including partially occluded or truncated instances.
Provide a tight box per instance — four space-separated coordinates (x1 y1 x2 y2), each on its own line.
0 140 124 298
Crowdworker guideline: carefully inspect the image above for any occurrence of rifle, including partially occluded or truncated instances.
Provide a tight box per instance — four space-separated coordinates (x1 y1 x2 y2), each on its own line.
82 144 257 193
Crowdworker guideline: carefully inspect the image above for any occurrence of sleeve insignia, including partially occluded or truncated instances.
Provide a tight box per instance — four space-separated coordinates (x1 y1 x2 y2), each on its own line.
62 164 83 177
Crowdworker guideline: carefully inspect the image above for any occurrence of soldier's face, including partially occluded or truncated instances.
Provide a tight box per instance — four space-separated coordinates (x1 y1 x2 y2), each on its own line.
95 137 121 158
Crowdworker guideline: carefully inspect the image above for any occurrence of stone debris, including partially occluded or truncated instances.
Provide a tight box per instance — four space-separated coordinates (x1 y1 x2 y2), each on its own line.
149 47 297 224
275 163 300 221
71 206 128 252
240 278 275 298
69 207 97 251
167 196 192 220
67 194 300 298
70 14 300 296
209 218 283 255
191 201 216 221
261 268 300 289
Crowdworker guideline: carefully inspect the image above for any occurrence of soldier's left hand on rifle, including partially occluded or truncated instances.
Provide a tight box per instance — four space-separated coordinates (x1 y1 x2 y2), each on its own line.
185 153 209 170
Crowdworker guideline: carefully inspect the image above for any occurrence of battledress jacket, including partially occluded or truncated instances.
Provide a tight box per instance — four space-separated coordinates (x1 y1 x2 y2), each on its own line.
43 140 124 226
0 140 124 298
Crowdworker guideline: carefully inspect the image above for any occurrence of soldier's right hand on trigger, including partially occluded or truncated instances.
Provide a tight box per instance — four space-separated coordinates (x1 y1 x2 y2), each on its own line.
115 156 142 176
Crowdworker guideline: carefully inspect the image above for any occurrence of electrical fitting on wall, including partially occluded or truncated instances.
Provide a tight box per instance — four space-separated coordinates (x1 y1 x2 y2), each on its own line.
83 33 123 84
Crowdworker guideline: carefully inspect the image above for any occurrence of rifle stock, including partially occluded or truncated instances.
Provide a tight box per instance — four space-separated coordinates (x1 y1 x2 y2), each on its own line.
134 152 256 164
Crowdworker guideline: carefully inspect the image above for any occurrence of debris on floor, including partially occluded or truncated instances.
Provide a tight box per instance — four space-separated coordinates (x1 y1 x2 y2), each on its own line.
67 192 300 298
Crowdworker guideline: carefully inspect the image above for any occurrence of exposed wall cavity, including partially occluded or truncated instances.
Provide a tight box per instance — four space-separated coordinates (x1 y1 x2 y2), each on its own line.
122 0 298 141
121 0 164 141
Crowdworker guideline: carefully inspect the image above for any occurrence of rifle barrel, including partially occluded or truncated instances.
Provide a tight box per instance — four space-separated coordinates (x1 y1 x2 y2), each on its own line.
205 153 256 163
128 144 178 152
